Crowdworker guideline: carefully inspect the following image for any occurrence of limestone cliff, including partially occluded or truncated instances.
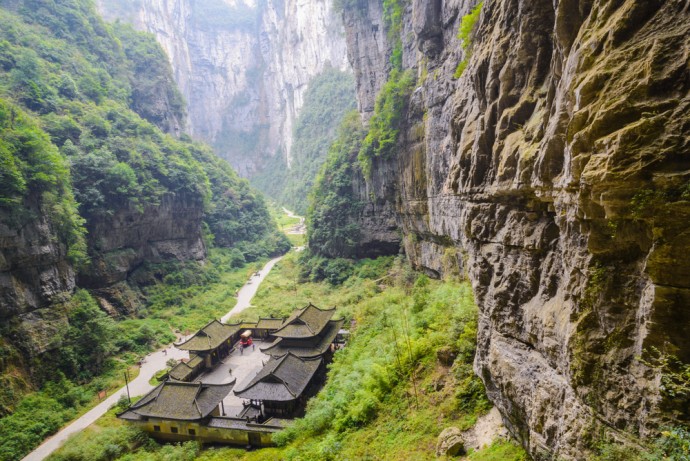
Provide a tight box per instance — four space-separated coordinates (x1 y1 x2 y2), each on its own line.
78 193 206 316
97 0 350 175
0 195 74 358
339 0 690 458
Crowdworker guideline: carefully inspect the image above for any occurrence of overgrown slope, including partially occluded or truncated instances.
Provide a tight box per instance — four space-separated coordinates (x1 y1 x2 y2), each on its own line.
0 0 287 431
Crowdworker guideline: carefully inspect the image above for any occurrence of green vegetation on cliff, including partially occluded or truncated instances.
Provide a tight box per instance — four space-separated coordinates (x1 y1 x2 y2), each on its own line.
383 0 406 69
454 2 483 78
307 111 365 259
0 0 286 256
358 68 415 176
0 100 87 264
115 23 186 133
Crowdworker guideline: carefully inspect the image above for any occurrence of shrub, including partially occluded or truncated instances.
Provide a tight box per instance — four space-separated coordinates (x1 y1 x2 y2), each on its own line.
358 69 415 176
454 2 483 78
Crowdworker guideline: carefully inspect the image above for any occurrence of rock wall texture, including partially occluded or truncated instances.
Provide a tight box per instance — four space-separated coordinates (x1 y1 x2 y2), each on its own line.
342 0 690 458
97 0 350 175
79 193 206 315
0 191 206 359
0 194 74 358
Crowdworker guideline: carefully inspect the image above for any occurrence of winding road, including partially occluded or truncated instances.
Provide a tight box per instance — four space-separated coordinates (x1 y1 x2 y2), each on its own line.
22 254 290 461
21 345 189 461
220 256 283 323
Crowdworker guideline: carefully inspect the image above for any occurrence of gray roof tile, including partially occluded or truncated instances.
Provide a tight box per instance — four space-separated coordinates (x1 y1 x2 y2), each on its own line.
234 353 322 402
175 320 241 351
120 380 235 421
272 304 335 339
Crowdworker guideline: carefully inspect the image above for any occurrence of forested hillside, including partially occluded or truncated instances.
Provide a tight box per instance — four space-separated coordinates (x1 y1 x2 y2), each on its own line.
0 2 288 457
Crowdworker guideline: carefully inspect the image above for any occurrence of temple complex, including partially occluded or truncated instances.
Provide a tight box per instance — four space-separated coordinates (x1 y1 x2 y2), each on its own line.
118 304 346 448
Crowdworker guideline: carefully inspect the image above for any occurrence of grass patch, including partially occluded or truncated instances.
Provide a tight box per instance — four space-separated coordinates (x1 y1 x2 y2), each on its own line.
229 252 393 323
468 440 530 460
139 249 266 334
269 203 301 230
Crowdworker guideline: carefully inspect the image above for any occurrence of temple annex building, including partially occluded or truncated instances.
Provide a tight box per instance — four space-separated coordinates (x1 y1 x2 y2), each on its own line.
118 304 346 448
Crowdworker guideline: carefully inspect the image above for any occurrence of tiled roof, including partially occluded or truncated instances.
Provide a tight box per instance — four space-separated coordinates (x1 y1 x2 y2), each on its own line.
256 318 284 330
169 362 194 381
119 380 234 421
261 319 344 358
188 354 204 368
175 320 242 351
272 304 335 339
207 417 287 432
234 352 322 402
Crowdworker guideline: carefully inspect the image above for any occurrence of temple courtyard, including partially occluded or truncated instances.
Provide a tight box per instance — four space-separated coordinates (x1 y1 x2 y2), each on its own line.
197 341 269 418
118 304 346 447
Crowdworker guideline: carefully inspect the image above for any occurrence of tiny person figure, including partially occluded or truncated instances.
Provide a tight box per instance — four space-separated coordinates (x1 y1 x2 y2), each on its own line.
240 344 244 355
252 343 255 351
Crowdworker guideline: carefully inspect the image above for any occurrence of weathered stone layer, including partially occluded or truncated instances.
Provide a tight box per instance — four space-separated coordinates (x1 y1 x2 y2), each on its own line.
342 0 690 458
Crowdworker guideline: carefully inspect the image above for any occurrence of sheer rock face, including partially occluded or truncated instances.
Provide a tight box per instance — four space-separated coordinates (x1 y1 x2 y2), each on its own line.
79 193 206 315
0 195 74 357
97 0 350 175
343 0 690 458
0 191 206 356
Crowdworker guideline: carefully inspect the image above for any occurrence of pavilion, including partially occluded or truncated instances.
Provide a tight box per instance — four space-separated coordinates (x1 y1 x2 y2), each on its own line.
260 303 344 359
174 320 243 368
118 380 235 441
233 352 323 418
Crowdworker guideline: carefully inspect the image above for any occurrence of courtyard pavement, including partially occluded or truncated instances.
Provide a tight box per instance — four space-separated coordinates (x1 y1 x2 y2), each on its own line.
198 340 270 417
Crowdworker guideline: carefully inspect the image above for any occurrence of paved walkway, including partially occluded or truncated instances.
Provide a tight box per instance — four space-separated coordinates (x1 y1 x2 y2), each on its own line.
22 346 189 461
199 342 269 417
220 256 283 323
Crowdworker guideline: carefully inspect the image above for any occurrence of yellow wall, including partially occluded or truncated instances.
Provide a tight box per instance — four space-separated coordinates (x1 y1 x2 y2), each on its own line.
130 418 275 447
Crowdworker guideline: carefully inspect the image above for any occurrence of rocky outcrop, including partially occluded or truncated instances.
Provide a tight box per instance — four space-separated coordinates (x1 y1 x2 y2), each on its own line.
0 194 74 358
436 426 465 457
79 193 205 315
341 0 690 458
97 0 350 175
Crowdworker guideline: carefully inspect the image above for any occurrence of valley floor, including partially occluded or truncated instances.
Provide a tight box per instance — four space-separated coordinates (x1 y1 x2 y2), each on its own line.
45 252 530 461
